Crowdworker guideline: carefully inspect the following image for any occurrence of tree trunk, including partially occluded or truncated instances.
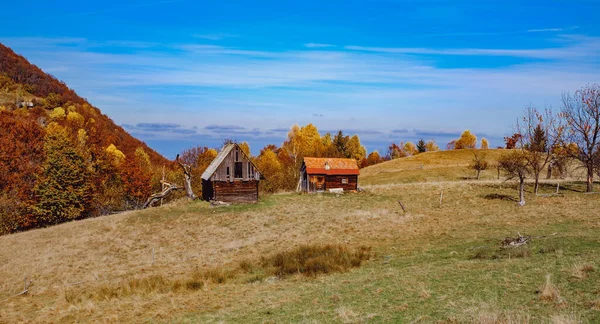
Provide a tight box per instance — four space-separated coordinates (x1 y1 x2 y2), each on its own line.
143 181 181 209
534 177 539 195
587 165 594 192
476 170 481 180
176 154 197 200
518 178 526 206
546 163 552 179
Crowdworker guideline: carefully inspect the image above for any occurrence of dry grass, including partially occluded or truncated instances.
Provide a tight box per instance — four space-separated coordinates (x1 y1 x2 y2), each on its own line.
550 313 581 324
0 150 599 322
539 274 561 303
335 305 360 323
260 244 371 277
570 263 595 279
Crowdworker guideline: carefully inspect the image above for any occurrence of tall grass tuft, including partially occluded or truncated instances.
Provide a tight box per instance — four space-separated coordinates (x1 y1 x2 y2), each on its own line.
261 244 371 277
539 274 560 303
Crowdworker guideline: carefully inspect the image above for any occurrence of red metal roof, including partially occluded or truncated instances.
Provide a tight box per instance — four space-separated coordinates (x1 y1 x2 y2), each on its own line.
303 157 360 175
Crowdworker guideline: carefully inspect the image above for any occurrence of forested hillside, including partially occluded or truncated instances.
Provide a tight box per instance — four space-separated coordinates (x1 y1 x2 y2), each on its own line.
0 43 172 234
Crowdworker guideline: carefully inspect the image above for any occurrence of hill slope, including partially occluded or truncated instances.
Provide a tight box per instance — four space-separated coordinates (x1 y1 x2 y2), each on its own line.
0 174 599 322
0 43 173 233
0 43 167 166
361 149 508 186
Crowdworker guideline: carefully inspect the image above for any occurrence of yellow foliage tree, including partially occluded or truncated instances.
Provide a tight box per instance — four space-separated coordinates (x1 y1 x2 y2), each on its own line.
255 149 284 193
134 147 152 171
238 141 251 156
345 135 367 165
454 130 477 149
481 138 489 149
49 107 66 120
66 111 85 128
425 140 440 152
106 144 125 166
403 142 418 156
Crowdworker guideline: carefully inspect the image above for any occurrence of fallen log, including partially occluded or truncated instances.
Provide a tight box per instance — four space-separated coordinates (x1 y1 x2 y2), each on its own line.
143 181 182 209
501 232 529 248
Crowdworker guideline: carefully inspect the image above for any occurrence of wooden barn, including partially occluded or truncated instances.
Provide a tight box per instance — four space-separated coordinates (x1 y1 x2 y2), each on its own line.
201 143 263 203
298 157 359 192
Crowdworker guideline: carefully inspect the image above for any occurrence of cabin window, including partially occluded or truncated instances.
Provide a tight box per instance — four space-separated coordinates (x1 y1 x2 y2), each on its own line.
235 150 239 161
235 162 243 178
248 162 252 179
226 166 230 179
341 178 348 184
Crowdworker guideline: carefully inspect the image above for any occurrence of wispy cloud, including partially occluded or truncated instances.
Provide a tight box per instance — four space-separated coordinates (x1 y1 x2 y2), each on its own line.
137 122 181 130
123 122 198 138
204 125 246 133
527 26 578 33
304 43 335 48
269 128 289 133
3 33 598 154
393 26 580 38
391 129 409 134
193 33 238 40
344 38 600 59
413 129 462 138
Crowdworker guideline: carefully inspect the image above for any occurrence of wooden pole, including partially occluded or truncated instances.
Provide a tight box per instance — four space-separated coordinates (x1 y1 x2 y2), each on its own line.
397 200 407 213
439 191 443 208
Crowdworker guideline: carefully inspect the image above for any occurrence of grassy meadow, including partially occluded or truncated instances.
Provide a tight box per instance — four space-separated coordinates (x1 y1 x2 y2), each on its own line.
1 149 599 323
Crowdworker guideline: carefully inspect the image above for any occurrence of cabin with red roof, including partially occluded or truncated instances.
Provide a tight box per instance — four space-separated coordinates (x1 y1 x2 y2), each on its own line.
298 157 359 192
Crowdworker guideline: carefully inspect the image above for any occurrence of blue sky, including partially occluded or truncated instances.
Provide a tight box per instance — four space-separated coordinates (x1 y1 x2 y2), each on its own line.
2 0 599 157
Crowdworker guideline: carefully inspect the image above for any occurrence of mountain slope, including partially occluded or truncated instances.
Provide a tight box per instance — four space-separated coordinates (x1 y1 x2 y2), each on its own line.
0 43 167 165
0 43 174 233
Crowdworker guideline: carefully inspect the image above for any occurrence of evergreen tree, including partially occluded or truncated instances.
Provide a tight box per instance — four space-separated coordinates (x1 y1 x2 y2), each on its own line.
34 123 91 225
417 139 426 153
333 130 348 157
529 124 548 153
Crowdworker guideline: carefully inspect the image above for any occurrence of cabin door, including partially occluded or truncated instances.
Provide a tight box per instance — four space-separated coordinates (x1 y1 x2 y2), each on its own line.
311 175 325 191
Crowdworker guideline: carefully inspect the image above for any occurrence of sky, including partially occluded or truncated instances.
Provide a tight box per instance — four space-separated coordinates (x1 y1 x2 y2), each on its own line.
1 0 599 158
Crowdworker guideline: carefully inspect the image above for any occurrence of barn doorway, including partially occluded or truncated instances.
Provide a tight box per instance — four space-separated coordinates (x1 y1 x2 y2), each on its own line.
311 175 325 192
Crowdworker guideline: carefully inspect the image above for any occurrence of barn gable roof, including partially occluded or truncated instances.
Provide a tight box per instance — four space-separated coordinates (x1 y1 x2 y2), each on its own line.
201 143 263 181
303 157 360 175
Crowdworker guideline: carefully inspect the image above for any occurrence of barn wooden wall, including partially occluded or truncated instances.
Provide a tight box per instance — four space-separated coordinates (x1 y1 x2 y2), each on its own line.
213 180 259 202
307 175 358 192
211 147 259 182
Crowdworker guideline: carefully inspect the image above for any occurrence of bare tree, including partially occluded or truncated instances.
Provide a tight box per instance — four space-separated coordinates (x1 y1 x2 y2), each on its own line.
176 154 197 200
561 84 600 192
470 151 488 180
498 150 530 206
516 106 564 194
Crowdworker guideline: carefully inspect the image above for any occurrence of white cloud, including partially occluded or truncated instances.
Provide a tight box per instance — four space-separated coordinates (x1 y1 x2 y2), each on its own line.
304 43 335 48
192 33 238 40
